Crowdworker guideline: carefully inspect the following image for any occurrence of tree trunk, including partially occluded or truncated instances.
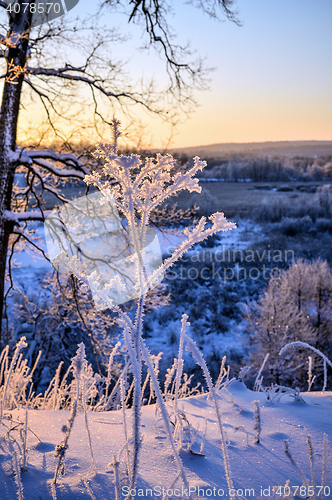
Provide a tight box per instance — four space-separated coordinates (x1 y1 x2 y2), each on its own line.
0 5 32 341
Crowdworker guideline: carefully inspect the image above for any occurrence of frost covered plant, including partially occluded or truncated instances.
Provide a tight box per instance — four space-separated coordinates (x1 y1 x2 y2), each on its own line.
253 353 269 392
260 384 305 403
180 314 234 492
2 337 27 406
53 343 96 484
0 409 41 500
279 342 332 392
307 356 316 392
284 434 324 499
215 355 230 391
252 400 261 444
307 435 317 500
284 439 309 490
49 119 235 491
0 336 40 409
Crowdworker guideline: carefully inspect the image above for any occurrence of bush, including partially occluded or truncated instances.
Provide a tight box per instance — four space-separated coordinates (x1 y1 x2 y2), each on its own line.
6 274 118 392
276 186 294 192
245 259 332 390
313 184 332 218
279 216 313 236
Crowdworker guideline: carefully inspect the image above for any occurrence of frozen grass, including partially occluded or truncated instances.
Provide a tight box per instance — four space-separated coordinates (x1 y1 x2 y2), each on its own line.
0 336 331 500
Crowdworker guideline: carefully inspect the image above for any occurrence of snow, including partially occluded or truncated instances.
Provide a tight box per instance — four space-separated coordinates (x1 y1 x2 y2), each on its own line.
1 381 331 499
5 210 49 222
9 222 53 290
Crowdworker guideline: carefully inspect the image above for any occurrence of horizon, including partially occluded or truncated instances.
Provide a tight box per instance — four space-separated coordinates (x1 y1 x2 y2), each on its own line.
19 135 332 154
171 138 332 150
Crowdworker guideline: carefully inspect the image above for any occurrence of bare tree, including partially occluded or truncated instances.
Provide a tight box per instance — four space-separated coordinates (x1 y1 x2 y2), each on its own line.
0 0 239 339
246 259 332 389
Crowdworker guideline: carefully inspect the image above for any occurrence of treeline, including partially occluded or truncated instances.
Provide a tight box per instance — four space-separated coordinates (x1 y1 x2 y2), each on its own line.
20 138 332 183
174 154 332 182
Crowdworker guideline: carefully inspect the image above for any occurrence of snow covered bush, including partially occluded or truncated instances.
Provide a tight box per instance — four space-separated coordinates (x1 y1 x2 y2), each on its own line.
255 184 332 223
246 258 332 389
313 184 332 219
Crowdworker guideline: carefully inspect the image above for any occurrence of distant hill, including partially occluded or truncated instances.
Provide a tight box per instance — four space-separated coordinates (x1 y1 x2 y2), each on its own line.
171 140 332 158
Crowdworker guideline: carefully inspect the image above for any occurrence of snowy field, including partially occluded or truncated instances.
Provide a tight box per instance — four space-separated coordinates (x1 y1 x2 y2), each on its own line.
1 381 331 499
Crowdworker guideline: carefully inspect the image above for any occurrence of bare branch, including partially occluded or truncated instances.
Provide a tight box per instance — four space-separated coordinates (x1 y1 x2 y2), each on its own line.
10 148 88 179
4 209 51 222
25 65 165 116
30 158 85 179
0 34 8 45
23 76 54 101
26 65 130 98
12 227 52 262
102 0 240 97
25 162 72 204
187 0 241 24
4 232 21 311
27 150 90 175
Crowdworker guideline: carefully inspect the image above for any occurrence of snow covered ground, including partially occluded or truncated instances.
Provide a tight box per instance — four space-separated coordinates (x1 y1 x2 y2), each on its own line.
1 381 331 500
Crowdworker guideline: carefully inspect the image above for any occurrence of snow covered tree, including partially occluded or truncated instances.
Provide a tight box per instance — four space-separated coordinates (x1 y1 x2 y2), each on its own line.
0 0 239 339
246 259 332 389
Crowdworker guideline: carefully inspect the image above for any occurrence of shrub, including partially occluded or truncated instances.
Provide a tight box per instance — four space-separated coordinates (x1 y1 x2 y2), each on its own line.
279 216 313 236
245 259 332 389
6 273 117 392
313 184 332 218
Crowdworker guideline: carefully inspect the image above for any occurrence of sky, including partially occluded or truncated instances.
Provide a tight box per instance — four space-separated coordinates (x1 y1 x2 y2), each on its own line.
136 0 332 148
11 0 332 148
